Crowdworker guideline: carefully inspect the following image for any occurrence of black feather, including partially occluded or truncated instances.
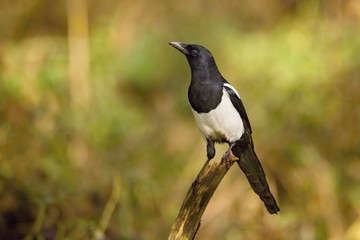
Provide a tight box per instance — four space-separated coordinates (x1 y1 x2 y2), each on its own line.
223 84 252 134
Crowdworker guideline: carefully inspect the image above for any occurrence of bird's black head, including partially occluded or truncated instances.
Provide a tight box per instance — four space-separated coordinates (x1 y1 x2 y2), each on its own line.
169 42 217 72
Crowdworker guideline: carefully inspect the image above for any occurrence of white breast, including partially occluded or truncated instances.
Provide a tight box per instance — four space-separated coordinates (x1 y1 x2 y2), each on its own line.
191 88 244 143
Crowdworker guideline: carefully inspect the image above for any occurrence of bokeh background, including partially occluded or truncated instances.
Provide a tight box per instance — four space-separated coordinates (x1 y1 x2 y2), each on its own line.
1 0 360 239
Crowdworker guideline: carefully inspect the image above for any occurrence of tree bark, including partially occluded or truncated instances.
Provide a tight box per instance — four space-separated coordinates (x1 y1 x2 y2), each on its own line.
168 153 238 240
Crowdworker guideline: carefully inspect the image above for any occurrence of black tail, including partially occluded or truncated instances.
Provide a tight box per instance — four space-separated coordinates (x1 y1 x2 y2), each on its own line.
232 136 280 214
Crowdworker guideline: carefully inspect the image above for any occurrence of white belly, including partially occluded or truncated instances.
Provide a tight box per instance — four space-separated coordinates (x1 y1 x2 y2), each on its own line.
191 89 244 143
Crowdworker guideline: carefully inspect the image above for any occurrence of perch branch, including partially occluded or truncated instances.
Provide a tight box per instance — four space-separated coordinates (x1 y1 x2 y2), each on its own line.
168 153 238 240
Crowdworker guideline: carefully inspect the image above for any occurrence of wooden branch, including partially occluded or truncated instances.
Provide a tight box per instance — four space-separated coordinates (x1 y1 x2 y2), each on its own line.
168 153 238 240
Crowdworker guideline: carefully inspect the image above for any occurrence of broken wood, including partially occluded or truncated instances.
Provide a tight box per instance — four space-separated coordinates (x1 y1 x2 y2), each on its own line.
168 153 238 240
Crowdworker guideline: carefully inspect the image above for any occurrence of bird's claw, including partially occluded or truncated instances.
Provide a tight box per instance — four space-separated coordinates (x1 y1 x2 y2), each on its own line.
222 148 238 162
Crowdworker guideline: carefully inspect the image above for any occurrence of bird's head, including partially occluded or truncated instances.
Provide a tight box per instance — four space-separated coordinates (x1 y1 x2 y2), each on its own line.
169 42 217 71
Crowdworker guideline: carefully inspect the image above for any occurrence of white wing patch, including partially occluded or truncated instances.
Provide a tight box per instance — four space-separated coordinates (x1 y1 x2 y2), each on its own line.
224 83 241 99
191 88 244 143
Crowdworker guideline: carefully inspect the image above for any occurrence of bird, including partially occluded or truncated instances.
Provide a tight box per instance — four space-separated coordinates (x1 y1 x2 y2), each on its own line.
169 41 280 214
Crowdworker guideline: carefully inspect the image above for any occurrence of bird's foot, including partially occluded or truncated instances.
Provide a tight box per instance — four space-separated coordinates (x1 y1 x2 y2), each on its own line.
222 144 238 162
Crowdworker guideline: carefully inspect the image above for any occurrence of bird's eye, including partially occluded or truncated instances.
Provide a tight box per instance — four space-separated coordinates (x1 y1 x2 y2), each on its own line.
191 49 198 57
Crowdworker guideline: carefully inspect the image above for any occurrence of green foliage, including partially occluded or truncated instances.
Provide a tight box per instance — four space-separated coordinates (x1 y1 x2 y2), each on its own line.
0 0 360 239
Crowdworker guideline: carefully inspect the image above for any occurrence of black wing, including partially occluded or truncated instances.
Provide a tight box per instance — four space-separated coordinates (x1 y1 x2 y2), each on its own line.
223 84 252 134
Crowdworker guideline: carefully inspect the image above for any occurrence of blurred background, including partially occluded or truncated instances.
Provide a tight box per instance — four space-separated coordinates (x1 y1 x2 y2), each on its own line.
0 0 360 239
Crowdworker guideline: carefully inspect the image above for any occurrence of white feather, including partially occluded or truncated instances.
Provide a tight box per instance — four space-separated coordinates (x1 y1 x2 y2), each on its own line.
191 88 244 143
223 83 241 99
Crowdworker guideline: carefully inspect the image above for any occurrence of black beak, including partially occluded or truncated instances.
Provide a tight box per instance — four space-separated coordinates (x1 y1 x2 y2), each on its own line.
169 41 189 55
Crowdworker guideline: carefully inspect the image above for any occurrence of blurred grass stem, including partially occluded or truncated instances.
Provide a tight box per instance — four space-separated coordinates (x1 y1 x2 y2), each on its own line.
66 0 91 167
93 175 122 240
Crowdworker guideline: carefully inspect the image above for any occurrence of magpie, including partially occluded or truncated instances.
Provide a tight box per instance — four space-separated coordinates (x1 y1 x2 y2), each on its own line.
169 41 280 214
